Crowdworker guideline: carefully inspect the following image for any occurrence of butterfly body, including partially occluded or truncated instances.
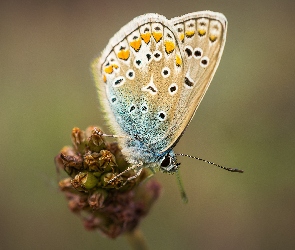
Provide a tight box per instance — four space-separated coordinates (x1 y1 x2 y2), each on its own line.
93 11 227 173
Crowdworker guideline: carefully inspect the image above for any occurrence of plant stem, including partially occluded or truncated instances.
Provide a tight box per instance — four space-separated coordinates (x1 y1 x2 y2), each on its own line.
126 228 148 250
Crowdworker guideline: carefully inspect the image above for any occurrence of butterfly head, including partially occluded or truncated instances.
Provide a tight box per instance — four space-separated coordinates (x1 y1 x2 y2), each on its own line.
159 151 180 173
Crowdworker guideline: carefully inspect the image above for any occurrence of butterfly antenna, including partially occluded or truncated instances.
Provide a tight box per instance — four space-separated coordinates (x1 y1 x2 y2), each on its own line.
176 154 244 173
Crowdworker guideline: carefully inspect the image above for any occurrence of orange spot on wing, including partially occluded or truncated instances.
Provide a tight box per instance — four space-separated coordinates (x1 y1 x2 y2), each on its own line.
179 33 185 42
198 29 206 36
117 50 130 60
129 39 141 52
103 74 107 83
209 34 217 42
164 41 175 54
152 32 163 43
175 55 182 67
185 31 195 38
104 65 113 74
141 33 151 44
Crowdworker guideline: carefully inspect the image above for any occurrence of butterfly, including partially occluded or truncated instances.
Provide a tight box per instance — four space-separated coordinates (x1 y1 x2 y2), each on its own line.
92 11 239 185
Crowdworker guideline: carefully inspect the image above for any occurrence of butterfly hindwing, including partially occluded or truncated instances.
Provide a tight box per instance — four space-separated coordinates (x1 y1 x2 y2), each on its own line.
162 11 227 151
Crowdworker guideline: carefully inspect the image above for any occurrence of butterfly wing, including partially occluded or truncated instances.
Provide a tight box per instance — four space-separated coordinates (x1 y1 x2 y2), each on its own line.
161 11 227 152
93 14 188 158
93 11 227 163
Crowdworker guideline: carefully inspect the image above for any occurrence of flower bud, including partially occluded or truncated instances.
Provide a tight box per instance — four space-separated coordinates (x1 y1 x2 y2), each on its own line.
71 171 98 191
71 127 86 153
55 126 162 239
87 127 106 152
88 189 107 210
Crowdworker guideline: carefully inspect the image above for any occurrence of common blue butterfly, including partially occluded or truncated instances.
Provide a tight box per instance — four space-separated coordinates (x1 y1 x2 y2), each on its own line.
92 11 241 185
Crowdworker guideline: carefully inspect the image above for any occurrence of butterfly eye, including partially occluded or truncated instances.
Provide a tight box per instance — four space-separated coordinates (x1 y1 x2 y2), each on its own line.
200 56 210 68
160 155 171 168
161 67 170 78
193 47 203 59
160 154 179 173
126 69 135 80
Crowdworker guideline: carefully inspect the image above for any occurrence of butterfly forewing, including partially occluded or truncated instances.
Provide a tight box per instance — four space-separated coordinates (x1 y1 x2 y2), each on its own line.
95 14 187 156
162 11 227 151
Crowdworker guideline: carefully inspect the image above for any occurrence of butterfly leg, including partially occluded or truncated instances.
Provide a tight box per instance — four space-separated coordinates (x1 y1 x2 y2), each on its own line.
93 127 128 139
108 163 143 184
125 167 143 182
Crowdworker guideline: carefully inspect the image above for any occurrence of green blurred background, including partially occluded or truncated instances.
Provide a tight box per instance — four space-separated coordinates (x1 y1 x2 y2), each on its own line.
1 0 294 249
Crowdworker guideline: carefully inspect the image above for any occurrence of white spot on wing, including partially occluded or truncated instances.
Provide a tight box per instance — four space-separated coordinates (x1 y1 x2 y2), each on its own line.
141 75 158 95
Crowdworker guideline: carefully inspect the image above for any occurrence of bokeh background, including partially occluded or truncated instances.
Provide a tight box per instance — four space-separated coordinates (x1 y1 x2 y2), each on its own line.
1 0 294 249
